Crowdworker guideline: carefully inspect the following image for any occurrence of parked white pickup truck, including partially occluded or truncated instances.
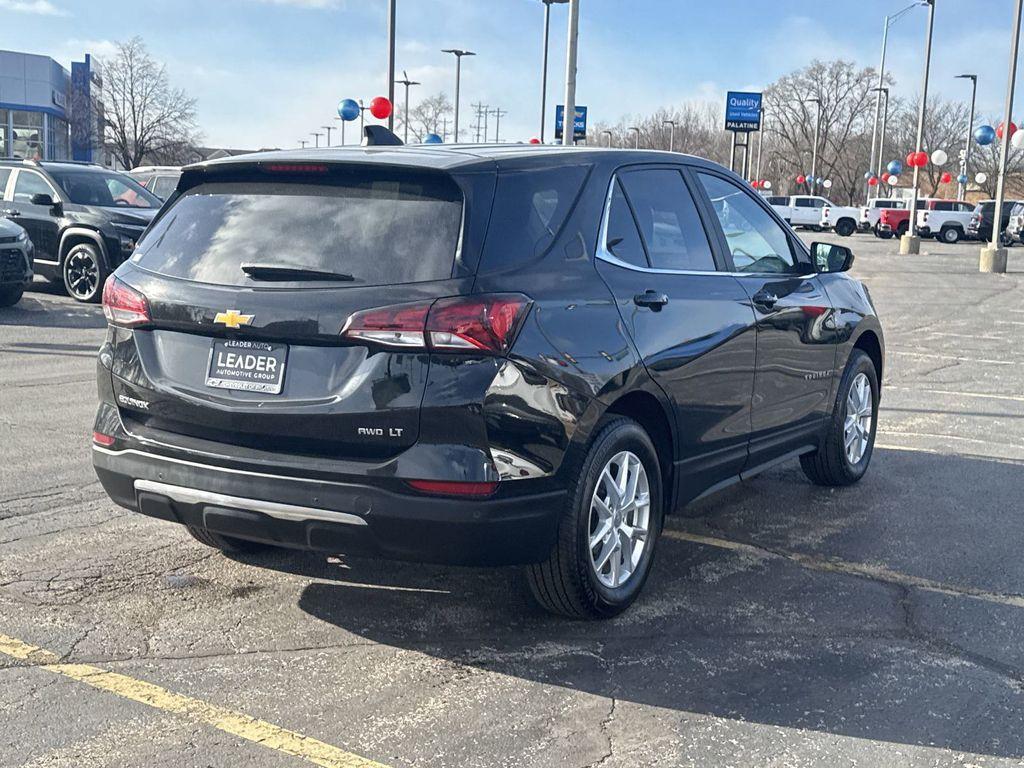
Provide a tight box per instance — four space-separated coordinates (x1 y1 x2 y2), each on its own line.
819 203 862 237
916 199 976 243
767 195 834 229
860 198 905 233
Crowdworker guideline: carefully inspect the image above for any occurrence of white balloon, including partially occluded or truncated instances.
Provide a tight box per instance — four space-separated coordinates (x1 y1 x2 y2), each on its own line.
822 179 833 189
976 172 988 184
930 149 948 166
888 175 899 185
1012 130 1024 149
763 180 773 190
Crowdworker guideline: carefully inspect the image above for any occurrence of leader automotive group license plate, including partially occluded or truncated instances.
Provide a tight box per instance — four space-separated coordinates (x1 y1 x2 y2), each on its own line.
206 339 288 394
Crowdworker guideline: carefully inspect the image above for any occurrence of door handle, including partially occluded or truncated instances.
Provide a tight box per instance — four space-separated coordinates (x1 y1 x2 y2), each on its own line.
633 290 669 311
1 209 21 217
752 290 779 309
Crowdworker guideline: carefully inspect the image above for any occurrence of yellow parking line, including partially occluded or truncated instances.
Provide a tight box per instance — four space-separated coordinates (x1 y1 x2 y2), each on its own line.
0 633 387 768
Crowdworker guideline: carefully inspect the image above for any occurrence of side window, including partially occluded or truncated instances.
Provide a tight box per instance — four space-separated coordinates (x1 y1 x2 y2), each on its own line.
604 178 648 268
618 169 716 271
934 201 953 211
152 176 178 199
13 171 56 203
958 202 974 212
794 198 813 208
0 169 11 198
697 173 798 274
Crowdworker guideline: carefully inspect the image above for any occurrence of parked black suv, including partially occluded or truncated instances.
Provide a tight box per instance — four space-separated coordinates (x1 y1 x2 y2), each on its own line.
0 215 33 307
92 144 884 618
0 160 161 302
968 198 1022 244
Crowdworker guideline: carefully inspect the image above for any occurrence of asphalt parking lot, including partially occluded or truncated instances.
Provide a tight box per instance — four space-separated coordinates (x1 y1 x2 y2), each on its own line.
2 232 1024 767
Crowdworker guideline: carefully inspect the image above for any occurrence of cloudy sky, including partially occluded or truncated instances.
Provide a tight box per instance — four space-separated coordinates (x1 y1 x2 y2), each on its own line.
2 0 1022 149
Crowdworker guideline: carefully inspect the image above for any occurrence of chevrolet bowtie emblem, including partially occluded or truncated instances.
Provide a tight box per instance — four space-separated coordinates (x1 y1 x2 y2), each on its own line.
214 309 254 329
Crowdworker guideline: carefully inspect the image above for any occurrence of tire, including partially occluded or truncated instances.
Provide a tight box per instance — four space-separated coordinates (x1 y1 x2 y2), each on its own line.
0 284 23 307
835 219 856 237
186 525 270 554
62 242 107 303
875 227 893 240
940 226 961 244
525 416 664 619
896 222 909 237
801 349 879 487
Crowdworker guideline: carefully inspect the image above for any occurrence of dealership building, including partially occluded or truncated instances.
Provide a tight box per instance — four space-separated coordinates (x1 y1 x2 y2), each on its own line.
0 49 104 163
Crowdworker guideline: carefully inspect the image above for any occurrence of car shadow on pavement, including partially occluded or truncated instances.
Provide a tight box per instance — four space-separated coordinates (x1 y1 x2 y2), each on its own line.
0 291 105 330
285 447 1024 759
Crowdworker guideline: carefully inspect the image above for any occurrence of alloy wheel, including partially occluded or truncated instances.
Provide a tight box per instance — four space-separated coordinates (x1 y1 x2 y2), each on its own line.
66 250 99 300
844 372 873 465
588 450 650 589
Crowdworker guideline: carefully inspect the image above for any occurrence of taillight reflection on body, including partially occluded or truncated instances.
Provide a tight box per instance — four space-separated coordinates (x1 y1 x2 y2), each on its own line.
343 294 531 355
406 479 498 497
102 276 151 327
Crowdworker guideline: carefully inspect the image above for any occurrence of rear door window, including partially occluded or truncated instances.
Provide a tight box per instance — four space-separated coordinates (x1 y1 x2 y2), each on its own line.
151 175 179 199
12 170 57 202
618 169 715 271
132 169 464 287
604 179 648 268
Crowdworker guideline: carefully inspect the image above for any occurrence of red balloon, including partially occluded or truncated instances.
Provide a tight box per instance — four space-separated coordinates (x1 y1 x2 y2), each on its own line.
906 152 917 167
528 137 541 144
369 96 392 120
796 174 806 184
941 171 952 184
881 172 891 182
868 176 879 187
998 121 1018 139
917 151 929 167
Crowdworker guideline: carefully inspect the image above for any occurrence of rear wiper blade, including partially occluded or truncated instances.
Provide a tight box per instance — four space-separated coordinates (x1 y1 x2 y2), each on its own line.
240 263 355 282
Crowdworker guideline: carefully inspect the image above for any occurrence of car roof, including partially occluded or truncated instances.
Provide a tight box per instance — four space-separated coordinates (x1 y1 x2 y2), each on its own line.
187 143 724 174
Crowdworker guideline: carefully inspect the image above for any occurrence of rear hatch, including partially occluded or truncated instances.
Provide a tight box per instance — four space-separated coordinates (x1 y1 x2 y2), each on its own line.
106 160 488 462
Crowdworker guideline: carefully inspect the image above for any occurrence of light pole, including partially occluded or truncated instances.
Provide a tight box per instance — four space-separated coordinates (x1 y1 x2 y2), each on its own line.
442 48 475 143
385 0 397 132
561 0 579 147
298 139 308 148
628 126 640 149
867 2 925 204
310 131 323 148
902 0 935 255
662 119 676 152
321 125 334 147
981 0 1023 273
601 129 613 147
754 106 766 182
871 86 890 193
539 0 569 143
804 97 822 188
334 116 347 146
955 73 978 202
395 70 421 144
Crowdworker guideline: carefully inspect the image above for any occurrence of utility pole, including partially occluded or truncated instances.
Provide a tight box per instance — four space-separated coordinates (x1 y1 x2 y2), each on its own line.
874 87 890 188
442 48 475 142
955 73 978 201
493 107 507 142
386 0 396 131
321 125 334 147
395 70 421 144
981 0 1022 273
902 0 936 255
310 132 323 148
471 102 486 142
561 0 579 146
662 119 676 152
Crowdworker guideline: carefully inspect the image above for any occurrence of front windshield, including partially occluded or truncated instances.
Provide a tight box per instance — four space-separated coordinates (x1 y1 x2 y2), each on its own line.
47 169 161 209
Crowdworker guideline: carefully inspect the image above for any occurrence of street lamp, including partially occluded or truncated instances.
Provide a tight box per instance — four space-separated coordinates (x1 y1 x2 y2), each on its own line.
870 86 890 193
539 0 569 143
867 2 926 204
755 106 766 182
310 131 323 148
980 0 1023 273
386 0 396 131
803 97 822 187
662 119 676 152
601 129 613 147
902 0 936 254
955 73 978 202
395 70 421 144
298 139 308 148
628 126 640 149
561 0 580 147
321 125 334 147
442 48 475 142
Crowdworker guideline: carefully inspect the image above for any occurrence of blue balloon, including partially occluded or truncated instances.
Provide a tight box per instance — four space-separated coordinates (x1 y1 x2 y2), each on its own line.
424 133 443 144
957 173 969 184
974 124 996 146
806 175 815 184
337 98 360 122
887 160 902 175
864 171 873 180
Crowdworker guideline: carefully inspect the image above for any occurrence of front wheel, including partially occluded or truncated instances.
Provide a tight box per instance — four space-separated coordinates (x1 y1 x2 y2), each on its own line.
525 417 663 619
62 243 107 303
0 284 24 307
801 349 879 486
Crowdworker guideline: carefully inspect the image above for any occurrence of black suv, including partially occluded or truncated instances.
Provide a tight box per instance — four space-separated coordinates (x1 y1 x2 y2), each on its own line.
0 160 162 302
92 144 884 618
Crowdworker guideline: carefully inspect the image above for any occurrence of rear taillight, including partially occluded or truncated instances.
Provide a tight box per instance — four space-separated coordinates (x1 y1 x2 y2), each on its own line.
92 431 115 446
102 276 151 327
343 294 531 355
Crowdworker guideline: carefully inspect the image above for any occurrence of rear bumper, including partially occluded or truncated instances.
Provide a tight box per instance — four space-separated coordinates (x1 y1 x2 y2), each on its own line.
92 444 564 566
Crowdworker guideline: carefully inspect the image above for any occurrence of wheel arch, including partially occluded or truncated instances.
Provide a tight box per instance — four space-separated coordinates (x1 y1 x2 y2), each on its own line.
851 329 883 388
59 227 110 267
601 389 676 515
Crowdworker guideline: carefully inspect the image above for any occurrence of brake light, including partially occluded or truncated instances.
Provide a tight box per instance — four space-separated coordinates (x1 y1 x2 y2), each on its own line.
264 163 328 173
92 431 115 446
343 294 531 355
102 276 151 327
406 479 498 497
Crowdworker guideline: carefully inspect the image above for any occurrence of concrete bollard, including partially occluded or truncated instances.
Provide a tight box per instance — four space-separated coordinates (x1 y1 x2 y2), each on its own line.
979 246 1008 273
899 234 920 255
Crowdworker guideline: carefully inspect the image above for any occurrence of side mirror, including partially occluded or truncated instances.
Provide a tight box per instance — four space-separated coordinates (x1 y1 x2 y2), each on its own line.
30 193 53 207
811 241 854 273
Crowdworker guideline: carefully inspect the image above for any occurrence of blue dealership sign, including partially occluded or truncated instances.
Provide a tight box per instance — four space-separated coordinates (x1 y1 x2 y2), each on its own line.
725 91 762 132
555 104 587 141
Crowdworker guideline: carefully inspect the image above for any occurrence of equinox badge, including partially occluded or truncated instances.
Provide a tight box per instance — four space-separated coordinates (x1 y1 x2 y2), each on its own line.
214 309 254 329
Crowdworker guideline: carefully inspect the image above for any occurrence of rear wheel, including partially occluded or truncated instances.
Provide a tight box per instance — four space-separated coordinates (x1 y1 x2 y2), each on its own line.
0 285 23 307
896 222 909 237
186 525 270 554
525 417 663 619
940 226 961 244
62 243 107 303
835 219 856 237
801 349 878 486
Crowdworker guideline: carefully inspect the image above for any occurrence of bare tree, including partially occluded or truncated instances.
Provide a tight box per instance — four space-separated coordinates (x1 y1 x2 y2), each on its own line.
102 37 200 169
395 92 452 143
